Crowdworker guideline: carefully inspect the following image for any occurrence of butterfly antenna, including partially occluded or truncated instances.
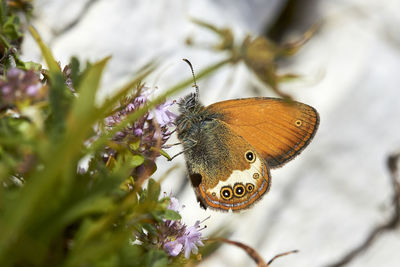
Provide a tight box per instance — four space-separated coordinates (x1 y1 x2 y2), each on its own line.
182 58 199 100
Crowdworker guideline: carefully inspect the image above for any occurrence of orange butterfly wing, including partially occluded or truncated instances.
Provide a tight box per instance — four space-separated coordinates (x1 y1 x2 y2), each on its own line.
206 97 319 168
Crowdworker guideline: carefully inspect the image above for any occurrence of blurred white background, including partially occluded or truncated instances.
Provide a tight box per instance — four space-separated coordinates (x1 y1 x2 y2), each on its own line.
23 0 400 266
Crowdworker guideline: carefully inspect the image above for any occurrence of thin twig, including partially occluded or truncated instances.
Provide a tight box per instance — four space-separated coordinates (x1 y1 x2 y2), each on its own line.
267 250 299 265
51 0 100 38
208 238 297 267
326 151 400 267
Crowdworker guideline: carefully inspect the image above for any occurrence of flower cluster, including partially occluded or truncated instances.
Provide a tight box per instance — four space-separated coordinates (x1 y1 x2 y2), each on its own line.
161 197 205 259
0 68 45 105
104 86 177 158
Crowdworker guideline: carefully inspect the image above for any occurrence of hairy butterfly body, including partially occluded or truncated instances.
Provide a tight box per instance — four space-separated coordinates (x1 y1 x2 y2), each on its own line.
175 92 319 212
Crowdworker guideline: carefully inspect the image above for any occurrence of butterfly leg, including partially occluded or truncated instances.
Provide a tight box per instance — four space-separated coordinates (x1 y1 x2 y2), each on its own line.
168 128 177 135
168 139 197 161
168 151 185 161
163 142 182 149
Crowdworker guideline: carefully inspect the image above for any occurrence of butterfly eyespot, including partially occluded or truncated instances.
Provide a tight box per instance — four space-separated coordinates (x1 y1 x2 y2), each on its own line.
245 151 256 163
295 120 302 127
212 192 216 196
253 173 260 179
233 184 246 197
220 186 233 200
246 183 254 192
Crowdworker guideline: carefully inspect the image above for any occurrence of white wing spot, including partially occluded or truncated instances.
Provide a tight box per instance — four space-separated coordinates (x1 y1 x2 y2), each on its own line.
207 157 263 197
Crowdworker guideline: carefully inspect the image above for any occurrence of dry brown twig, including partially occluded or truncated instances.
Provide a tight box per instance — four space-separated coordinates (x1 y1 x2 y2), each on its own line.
326 151 400 267
208 238 298 267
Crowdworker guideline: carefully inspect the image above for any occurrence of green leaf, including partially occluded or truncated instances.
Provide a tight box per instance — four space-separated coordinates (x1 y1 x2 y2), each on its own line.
150 210 164 223
58 196 114 227
143 223 158 236
23 61 42 71
62 57 110 159
120 244 145 267
0 0 7 26
30 27 73 140
145 250 168 267
3 15 22 40
158 148 171 160
70 56 81 89
127 154 145 169
129 139 141 151
65 226 129 267
139 188 147 203
69 56 110 123
47 72 73 139
147 179 161 201
29 26 60 73
163 209 181 221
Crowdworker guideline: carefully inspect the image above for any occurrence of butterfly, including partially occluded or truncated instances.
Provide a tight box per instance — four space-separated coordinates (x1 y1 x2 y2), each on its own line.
174 61 319 212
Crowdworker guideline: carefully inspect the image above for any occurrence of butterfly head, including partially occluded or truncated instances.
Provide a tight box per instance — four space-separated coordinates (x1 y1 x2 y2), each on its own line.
175 91 207 143
178 91 197 110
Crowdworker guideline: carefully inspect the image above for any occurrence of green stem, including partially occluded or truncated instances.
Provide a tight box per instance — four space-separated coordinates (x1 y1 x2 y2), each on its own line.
0 34 11 49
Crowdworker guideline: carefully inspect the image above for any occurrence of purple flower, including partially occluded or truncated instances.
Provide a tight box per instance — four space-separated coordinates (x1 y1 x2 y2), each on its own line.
0 68 43 104
7 68 24 79
1 85 12 96
133 94 147 107
26 84 40 96
126 103 135 112
167 197 182 213
179 221 204 259
163 240 183 257
165 196 185 228
162 219 205 258
148 101 177 127
134 195 205 259
134 128 143 136
160 197 205 259
104 116 118 126
103 85 177 158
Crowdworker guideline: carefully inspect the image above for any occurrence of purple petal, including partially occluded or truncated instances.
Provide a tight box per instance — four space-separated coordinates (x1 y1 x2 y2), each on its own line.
1 85 12 95
134 128 143 136
164 241 183 257
104 116 118 126
184 239 192 259
177 220 204 259
26 84 40 96
126 103 135 112
167 197 181 212
7 68 23 79
149 103 177 127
